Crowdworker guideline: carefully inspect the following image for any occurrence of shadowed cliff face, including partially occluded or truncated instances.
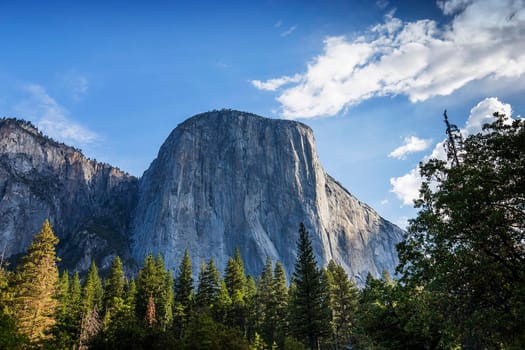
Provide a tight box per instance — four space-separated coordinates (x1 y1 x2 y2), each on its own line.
0 119 138 271
131 110 404 283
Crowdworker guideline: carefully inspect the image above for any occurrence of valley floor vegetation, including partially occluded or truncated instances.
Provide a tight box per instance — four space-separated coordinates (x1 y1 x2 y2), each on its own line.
0 114 523 350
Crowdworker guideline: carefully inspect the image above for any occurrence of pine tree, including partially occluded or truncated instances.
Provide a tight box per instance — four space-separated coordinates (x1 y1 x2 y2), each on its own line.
125 278 137 310
258 257 276 345
245 274 258 340
174 249 194 317
225 248 248 330
196 259 221 309
325 260 359 350
57 270 70 317
225 247 247 297
289 223 332 350
174 249 194 336
104 256 125 314
273 261 289 347
214 279 232 323
136 254 165 320
69 272 82 321
0 258 28 349
157 271 174 330
13 219 59 342
82 261 104 315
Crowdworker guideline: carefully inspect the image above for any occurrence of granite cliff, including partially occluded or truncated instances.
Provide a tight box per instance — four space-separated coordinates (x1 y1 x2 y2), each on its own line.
0 111 403 283
0 118 138 271
131 110 403 283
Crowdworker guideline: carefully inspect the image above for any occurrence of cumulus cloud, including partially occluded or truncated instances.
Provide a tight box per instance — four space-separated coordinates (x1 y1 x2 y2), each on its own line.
390 97 515 206
390 168 423 206
253 0 525 119
16 84 98 146
389 136 432 159
251 74 302 91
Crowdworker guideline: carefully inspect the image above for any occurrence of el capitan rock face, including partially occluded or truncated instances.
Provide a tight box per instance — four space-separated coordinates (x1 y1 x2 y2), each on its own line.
131 110 403 283
0 111 403 282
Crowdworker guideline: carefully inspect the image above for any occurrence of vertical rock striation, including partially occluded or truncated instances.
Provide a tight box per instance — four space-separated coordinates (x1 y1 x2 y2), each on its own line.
131 110 403 283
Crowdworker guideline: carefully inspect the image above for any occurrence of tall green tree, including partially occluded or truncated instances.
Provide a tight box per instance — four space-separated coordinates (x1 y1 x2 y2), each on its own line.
224 248 248 331
257 257 276 345
273 261 289 347
136 254 165 322
12 219 60 343
174 250 194 315
83 261 104 315
289 223 331 350
104 256 126 314
325 260 359 350
174 250 193 337
196 259 221 309
0 259 28 349
397 113 525 348
157 271 174 330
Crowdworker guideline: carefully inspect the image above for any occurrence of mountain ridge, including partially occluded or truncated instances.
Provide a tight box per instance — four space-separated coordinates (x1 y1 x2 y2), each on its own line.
0 111 403 283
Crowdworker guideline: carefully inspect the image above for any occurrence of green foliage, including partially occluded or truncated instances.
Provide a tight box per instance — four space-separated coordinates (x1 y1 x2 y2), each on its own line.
136 254 166 322
257 257 277 346
397 113 525 348
325 260 359 349
354 273 446 350
282 336 307 350
273 261 288 347
0 311 28 349
157 271 174 330
174 249 194 336
13 219 60 343
225 247 250 331
289 223 331 350
104 256 125 314
83 261 104 315
196 259 221 310
182 312 250 350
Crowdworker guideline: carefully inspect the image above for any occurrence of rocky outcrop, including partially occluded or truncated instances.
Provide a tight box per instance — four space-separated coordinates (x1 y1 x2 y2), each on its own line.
131 110 403 283
0 112 403 282
0 118 138 271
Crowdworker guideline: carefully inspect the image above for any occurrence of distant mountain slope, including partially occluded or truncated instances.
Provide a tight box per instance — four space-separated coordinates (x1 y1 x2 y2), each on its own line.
131 110 403 283
0 118 138 271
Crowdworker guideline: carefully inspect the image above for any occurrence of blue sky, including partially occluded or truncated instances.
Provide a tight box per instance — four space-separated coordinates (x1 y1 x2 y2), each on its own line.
1 0 524 227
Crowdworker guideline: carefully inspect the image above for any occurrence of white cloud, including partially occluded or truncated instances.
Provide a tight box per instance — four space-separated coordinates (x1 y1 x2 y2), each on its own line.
251 74 302 91
389 136 432 159
280 25 298 37
376 0 390 10
16 84 98 146
390 97 515 206
253 0 525 119
274 20 283 28
380 199 389 205
463 97 513 136
437 0 472 15
390 168 422 206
